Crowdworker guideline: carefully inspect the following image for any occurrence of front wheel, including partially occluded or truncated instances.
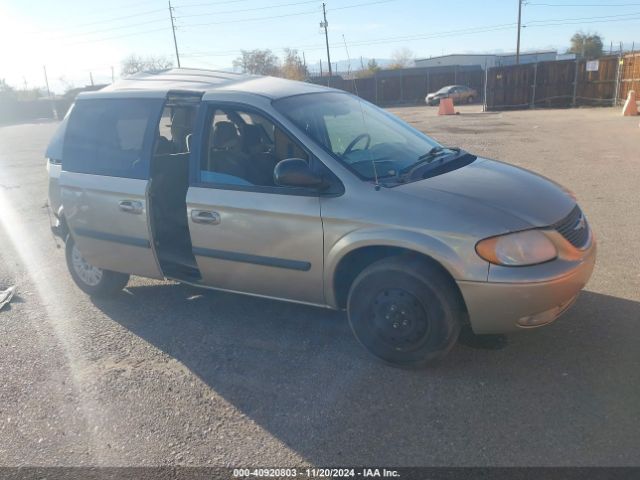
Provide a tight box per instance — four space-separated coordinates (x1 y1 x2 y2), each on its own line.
65 236 130 297
347 256 463 368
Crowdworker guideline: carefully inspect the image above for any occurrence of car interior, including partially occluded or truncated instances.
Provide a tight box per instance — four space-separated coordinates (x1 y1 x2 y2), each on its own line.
201 108 308 187
150 101 200 281
149 103 309 282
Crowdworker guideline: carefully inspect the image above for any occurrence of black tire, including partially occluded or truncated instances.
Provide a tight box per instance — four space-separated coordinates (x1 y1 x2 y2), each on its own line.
65 235 130 297
347 256 463 368
467 96 475 104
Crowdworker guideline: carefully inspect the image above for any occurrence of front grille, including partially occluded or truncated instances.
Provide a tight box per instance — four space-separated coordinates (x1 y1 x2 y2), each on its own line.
553 206 590 248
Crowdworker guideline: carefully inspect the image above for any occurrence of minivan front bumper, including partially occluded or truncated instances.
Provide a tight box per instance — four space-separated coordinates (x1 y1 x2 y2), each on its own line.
457 239 596 334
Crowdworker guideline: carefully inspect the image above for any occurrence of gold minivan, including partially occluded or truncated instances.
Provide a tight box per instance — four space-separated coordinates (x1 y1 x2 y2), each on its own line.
46 69 596 367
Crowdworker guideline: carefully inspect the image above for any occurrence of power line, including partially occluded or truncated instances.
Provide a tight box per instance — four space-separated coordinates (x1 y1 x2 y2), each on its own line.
176 0 400 29
181 7 640 62
181 23 519 58
25 0 397 46
525 10 640 23
330 0 398 11
174 0 319 19
525 13 640 27
172 0 251 8
325 24 518 48
48 17 168 41
527 2 640 6
178 8 320 28
87 0 165 14
27 8 166 37
57 1 637 51
61 26 169 47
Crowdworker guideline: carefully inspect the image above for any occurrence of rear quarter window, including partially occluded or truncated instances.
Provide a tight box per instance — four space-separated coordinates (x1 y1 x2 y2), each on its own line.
63 98 163 179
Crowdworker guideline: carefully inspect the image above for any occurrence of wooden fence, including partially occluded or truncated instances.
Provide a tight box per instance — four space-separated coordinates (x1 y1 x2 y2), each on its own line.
314 52 639 111
311 65 485 106
620 52 640 101
485 56 621 110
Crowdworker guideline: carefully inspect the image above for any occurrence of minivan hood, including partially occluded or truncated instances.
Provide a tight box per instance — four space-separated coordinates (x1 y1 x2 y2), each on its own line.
397 158 575 229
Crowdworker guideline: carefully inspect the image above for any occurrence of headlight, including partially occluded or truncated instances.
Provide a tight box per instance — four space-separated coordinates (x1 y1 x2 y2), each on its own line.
476 230 557 266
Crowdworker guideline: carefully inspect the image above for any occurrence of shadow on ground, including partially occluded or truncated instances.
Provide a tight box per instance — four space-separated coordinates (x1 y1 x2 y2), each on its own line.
91 285 640 465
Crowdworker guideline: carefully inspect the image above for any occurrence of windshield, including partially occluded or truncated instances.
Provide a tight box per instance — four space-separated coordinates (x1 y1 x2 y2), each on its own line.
273 92 448 181
436 87 451 94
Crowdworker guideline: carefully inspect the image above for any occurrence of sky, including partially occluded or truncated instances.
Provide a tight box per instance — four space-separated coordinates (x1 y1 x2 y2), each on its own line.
1 0 639 93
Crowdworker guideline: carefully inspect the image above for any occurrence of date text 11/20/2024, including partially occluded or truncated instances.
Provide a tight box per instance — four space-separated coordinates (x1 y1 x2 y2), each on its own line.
233 468 401 478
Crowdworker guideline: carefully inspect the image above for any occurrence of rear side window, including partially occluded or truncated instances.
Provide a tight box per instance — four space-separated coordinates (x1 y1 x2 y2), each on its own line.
63 98 162 179
45 106 72 164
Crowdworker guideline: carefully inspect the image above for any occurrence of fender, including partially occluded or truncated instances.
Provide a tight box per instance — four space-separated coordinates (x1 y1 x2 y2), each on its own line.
51 205 69 239
324 227 488 308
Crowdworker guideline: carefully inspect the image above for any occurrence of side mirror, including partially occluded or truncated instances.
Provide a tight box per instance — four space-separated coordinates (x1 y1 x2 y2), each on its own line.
274 158 327 189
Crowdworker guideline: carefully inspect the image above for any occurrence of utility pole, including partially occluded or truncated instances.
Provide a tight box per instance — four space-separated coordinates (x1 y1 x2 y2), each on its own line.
168 0 181 68
89 71 94 86
43 66 51 98
516 0 523 64
43 65 58 120
111 66 115 83
321 3 332 84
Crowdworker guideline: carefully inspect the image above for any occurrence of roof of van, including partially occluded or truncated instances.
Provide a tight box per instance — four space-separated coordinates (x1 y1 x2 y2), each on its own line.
83 68 333 100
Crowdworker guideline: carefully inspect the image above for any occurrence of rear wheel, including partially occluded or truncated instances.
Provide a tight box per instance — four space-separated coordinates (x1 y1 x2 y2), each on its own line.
467 96 475 104
347 256 462 368
65 236 130 297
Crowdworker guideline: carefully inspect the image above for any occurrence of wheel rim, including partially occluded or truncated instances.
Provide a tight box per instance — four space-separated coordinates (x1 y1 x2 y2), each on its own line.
371 288 430 352
71 244 103 286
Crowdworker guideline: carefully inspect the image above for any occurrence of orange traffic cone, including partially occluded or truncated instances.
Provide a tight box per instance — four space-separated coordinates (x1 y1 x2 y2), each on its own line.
438 97 456 115
622 90 638 116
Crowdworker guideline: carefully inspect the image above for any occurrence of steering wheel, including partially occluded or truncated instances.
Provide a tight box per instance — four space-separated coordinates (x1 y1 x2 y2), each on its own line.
343 133 371 156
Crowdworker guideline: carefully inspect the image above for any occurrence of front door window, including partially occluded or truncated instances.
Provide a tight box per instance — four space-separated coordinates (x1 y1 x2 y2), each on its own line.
200 107 308 187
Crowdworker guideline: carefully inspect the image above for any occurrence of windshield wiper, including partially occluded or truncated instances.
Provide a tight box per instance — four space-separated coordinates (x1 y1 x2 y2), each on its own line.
398 146 449 180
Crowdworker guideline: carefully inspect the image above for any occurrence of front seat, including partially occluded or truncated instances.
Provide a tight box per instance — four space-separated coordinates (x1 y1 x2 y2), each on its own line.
242 124 277 186
209 121 248 180
170 108 196 153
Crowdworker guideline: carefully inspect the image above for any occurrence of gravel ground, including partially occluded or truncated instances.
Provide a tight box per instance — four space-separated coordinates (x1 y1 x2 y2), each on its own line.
0 106 638 467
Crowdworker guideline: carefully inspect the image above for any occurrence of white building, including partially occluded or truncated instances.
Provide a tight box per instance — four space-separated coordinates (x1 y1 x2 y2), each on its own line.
414 51 558 69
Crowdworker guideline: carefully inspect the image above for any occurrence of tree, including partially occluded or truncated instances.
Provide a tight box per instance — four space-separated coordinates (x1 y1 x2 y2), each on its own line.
58 76 76 94
367 59 381 73
0 78 15 100
389 47 414 69
233 49 280 76
15 88 44 101
280 48 308 80
121 54 173 76
0 78 13 92
568 32 603 59
355 59 381 78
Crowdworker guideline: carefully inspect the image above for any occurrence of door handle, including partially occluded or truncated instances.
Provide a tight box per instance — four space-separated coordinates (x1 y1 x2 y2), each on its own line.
191 210 221 225
118 200 143 214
